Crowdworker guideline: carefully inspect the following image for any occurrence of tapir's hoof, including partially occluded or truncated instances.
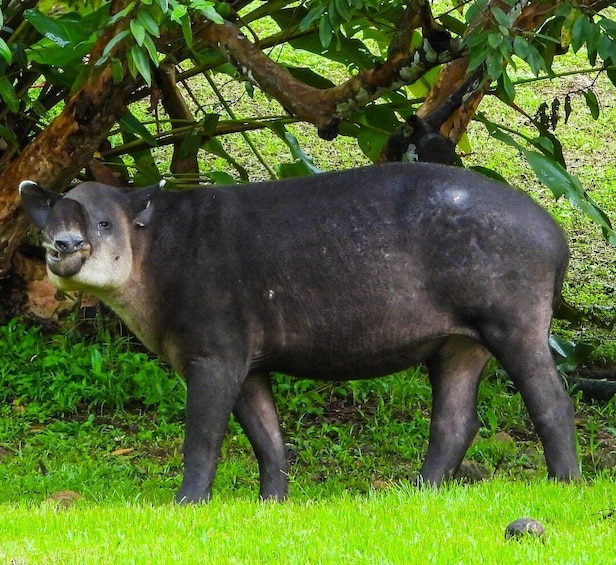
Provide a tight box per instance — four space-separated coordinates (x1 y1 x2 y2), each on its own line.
175 490 211 505
411 474 440 490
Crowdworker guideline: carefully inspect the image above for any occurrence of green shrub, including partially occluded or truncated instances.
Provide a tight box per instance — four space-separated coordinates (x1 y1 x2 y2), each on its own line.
0 319 185 417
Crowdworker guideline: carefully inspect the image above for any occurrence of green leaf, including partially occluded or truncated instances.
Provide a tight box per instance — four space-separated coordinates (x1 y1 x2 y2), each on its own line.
0 38 12 64
111 59 124 83
24 9 95 48
98 30 131 64
523 151 577 198
597 33 615 63
269 123 322 174
523 152 615 241
334 0 352 21
357 128 388 162
0 124 18 149
484 120 616 243
170 2 188 23
133 151 162 185
178 115 219 159
298 5 325 32
208 171 237 185
119 112 158 146
137 9 160 36
512 35 530 59
142 34 159 65
277 161 314 178
130 18 146 46
178 128 202 160
457 132 472 156
488 33 503 49
438 13 467 37
0 75 19 112
498 70 515 102
69 66 92 95
607 66 616 89
281 27 375 70
202 137 248 181
130 44 152 86
490 7 510 29
191 0 224 24
583 90 600 119
284 67 335 90
181 14 193 48
469 166 509 184
107 2 137 25
570 13 589 53
319 16 333 49
526 44 547 76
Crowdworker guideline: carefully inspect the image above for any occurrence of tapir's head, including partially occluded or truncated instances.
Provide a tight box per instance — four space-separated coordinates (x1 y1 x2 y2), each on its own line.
19 180 164 292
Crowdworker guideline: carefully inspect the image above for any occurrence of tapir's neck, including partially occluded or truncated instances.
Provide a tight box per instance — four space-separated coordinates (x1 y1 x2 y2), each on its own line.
98 263 162 358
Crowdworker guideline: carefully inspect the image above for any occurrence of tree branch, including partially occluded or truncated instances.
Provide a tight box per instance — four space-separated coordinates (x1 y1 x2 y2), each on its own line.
418 0 616 143
154 63 200 178
196 16 461 139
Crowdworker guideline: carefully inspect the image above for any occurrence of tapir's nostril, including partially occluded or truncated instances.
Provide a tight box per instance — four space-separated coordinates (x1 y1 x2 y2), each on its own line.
54 234 84 254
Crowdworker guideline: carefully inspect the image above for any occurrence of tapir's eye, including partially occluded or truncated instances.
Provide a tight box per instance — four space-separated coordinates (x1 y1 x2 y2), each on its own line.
98 220 111 230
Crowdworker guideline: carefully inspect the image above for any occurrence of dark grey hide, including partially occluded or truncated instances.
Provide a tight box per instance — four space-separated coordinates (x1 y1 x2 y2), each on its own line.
19 162 581 503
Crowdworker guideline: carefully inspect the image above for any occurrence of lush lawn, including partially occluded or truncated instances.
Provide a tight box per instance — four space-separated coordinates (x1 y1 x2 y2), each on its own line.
1 479 615 564
0 321 614 563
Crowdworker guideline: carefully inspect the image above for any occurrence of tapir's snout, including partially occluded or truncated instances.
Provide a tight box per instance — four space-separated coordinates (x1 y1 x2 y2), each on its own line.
40 198 92 279
44 231 91 278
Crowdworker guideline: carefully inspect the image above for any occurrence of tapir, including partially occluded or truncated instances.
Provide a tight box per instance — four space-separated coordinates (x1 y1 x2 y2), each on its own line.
19 162 581 503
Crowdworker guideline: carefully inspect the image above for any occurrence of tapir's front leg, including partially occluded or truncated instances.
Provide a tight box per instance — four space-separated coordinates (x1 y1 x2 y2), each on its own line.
175 356 244 504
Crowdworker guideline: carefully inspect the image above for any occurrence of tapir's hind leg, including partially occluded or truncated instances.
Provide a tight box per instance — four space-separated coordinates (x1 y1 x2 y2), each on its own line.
233 371 289 501
480 323 580 481
419 336 492 486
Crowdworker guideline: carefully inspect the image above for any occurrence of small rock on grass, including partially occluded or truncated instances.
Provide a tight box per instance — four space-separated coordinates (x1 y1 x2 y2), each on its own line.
454 459 491 483
505 518 546 540
43 490 83 509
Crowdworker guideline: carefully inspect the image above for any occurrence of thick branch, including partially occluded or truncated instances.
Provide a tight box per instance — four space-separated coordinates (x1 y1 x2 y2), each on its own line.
385 0 438 66
154 63 199 177
196 17 461 139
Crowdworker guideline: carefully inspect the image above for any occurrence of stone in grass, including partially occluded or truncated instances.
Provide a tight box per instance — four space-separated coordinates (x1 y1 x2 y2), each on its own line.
43 490 83 509
454 459 491 483
505 518 546 540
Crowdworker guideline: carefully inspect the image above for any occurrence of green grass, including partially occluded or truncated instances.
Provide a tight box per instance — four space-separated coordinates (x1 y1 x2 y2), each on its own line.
0 321 614 514
1 479 615 564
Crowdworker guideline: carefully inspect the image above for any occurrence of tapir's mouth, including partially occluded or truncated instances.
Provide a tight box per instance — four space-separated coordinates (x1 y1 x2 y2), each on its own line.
46 247 91 278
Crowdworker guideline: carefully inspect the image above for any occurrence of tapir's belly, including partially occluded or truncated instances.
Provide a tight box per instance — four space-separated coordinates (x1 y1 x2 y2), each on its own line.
254 302 475 379
262 337 448 380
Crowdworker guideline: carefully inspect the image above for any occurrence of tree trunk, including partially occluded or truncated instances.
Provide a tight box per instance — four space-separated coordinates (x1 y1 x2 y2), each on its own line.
0 0 137 318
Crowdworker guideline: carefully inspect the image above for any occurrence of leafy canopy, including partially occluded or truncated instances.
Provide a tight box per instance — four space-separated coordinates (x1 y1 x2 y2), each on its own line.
0 0 614 241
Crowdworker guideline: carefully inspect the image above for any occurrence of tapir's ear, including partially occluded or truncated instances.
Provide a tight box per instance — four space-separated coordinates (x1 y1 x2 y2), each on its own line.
129 180 165 227
18 181 63 229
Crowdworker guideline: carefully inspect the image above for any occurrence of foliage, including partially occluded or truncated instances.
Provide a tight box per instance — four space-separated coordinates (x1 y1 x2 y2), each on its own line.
0 319 185 416
0 1 615 242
